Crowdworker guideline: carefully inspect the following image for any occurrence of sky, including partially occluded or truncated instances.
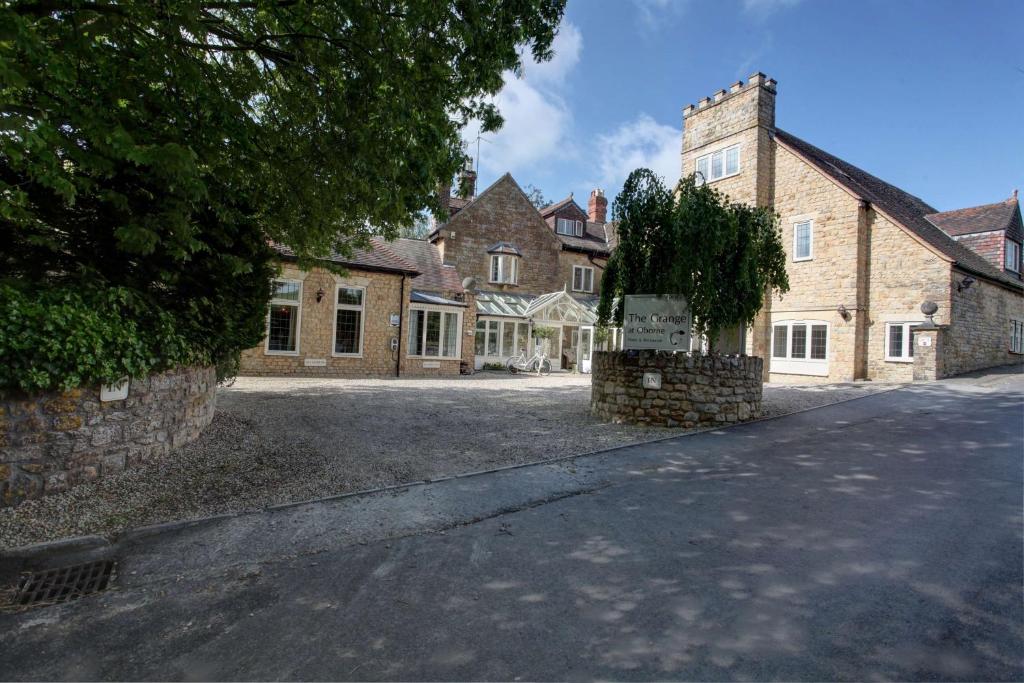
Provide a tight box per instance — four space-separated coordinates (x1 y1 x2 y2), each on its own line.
462 0 1023 214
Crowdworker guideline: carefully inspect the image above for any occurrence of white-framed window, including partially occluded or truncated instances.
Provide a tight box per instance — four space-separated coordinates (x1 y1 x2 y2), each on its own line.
770 320 829 376
332 285 365 356
266 279 301 354
572 265 594 293
695 143 741 185
885 322 922 362
1006 239 1021 272
490 254 518 284
475 319 529 357
556 217 584 237
1010 319 1024 354
794 220 813 261
408 306 462 359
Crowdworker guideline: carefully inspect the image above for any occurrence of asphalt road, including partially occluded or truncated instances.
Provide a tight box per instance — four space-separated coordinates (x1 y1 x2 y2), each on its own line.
1 374 1021 681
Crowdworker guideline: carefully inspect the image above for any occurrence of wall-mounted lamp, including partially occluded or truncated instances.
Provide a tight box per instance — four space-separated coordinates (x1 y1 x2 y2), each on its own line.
837 304 850 321
957 276 975 293
316 287 326 303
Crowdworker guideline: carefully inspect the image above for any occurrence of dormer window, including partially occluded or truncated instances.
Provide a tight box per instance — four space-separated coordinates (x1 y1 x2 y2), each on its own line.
557 218 584 237
695 143 740 185
1006 239 1020 273
490 254 518 284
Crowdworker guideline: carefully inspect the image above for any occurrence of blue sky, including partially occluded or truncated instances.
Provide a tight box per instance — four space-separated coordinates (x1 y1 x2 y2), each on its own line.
463 0 1023 213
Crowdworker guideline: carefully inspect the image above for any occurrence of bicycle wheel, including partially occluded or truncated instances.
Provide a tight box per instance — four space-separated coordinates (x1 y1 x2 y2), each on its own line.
539 359 552 376
506 358 519 374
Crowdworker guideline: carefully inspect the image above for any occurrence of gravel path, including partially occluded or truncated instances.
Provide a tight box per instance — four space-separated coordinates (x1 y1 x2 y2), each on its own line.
0 373 896 549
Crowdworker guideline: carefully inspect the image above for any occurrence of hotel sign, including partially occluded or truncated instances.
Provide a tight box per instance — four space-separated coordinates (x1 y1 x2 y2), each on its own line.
623 295 691 352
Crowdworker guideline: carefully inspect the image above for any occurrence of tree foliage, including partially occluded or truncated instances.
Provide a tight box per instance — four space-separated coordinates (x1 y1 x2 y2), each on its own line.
0 0 565 390
523 184 548 209
598 169 789 346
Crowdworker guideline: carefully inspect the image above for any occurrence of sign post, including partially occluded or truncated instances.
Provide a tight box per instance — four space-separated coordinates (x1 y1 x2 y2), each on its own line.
623 295 692 352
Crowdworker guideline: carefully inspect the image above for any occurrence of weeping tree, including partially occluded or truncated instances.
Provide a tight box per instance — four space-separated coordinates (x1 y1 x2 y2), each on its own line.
598 169 789 348
0 0 565 392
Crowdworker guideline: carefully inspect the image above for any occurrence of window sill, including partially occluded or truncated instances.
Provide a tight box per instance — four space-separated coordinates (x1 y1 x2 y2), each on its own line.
884 358 914 363
265 350 299 356
331 352 363 358
409 356 458 361
488 281 518 286
793 256 813 262
571 289 593 294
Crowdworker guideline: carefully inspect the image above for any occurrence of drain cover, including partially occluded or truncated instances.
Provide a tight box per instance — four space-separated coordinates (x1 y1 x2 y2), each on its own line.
11 560 115 608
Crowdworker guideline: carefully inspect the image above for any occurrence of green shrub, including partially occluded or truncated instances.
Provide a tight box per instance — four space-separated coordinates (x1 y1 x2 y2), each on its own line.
0 285 203 394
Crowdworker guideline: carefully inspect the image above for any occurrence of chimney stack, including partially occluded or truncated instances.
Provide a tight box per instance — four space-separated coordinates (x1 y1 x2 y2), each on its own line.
588 188 608 224
457 157 477 199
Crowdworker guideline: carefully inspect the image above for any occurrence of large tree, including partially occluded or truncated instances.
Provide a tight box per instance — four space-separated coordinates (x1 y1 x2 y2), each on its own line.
598 169 789 346
0 0 565 390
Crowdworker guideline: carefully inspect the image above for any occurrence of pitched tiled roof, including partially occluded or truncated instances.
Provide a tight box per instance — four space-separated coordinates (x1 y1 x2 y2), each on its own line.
555 221 612 255
925 198 1022 241
486 241 523 256
386 238 465 294
539 195 579 216
272 237 419 275
775 129 1022 289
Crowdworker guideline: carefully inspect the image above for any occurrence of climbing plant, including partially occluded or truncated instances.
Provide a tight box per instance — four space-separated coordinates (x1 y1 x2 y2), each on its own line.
598 169 789 345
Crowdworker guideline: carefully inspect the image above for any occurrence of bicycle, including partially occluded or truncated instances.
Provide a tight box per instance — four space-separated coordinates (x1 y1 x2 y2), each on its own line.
506 348 552 375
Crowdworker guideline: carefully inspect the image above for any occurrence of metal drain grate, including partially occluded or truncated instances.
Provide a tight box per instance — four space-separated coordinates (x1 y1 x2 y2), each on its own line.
13 560 115 607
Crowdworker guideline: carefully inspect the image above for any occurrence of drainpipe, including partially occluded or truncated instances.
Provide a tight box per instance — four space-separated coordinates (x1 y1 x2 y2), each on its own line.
397 275 406 377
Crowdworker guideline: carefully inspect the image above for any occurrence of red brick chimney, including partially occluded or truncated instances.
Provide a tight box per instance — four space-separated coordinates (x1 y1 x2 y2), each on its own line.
588 188 607 223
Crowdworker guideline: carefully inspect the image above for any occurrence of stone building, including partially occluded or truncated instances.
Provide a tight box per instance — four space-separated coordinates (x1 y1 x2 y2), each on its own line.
240 169 617 376
429 172 615 371
681 72 1023 382
240 237 474 378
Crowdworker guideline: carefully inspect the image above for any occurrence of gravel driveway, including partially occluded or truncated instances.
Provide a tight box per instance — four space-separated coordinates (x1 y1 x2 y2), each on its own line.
0 373 895 548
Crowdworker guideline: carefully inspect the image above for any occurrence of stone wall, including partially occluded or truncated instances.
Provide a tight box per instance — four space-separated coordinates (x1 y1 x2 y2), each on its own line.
944 273 1024 376
591 351 763 427
436 175 565 296
240 264 406 377
0 366 216 507
557 250 606 297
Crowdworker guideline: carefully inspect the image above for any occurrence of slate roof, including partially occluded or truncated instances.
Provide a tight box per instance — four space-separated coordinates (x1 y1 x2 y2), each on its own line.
272 237 419 275
555 221 613 255
486 241 523 256
386 238 465 295
925 198 1022 241
775 129 1023 289
539 195 583 216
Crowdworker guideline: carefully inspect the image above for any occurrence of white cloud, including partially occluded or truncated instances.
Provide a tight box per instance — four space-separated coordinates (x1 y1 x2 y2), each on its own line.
592 114 682 194
632 0 688 30
742 0 803 15
464 22 581 176
519 22 582 86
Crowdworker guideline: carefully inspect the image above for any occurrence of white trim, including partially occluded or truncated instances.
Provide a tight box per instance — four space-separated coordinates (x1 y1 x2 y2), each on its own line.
1005 238 1021 273
770 319 829 376
695 142 741 185
1009 319 1023 354
884 321 922 363
331 283 366 358
793 219 813 262
265 278 302 356
489 254 519 285
407 304 463 360
572 265 595 293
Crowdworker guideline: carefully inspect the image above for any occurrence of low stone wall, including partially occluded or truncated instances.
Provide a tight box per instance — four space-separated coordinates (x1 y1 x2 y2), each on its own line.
0 366 216 507
591 351 763 427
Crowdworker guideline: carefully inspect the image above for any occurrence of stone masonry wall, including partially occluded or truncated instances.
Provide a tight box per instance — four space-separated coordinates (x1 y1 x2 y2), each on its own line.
558 251 606 297
944 274 1024 376
0 365 216 507
591 351 763 427
437 175 564 296
240 264 410 377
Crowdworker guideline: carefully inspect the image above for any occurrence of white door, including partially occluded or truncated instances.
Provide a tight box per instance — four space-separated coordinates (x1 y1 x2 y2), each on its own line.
580 327 594 373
